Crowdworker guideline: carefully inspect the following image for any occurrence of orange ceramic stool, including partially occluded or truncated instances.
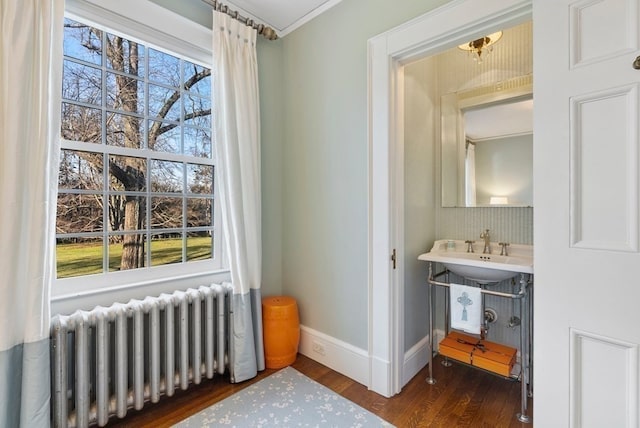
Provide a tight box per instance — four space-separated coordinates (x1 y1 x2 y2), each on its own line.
262 296 300 369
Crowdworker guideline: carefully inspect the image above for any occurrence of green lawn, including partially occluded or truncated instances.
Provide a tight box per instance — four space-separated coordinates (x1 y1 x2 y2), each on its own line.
56 237 212 278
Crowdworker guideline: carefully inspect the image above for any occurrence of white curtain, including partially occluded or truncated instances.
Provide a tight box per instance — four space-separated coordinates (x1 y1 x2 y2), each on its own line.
465 142 477 207
0 0 63 426
212 10 265 383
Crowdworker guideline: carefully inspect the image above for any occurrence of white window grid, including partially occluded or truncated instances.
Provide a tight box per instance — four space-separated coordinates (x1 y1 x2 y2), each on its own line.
57 16 218 277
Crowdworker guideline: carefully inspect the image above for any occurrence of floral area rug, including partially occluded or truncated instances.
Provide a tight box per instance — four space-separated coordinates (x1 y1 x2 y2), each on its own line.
173 366 394 427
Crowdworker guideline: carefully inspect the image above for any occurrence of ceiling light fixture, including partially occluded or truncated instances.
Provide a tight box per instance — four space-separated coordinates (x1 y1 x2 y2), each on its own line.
458 31 503 63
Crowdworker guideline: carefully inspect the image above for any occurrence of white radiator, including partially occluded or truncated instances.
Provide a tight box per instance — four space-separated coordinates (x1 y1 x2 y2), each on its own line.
50 283 231 428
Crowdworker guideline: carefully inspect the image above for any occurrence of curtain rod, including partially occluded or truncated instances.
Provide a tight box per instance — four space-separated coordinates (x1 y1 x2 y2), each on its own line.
201 0 279 40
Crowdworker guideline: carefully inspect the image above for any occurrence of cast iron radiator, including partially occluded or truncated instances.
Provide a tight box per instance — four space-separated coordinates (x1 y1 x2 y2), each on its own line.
50 283 230 427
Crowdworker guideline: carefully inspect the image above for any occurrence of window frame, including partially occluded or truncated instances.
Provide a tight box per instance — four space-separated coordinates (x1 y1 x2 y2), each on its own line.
54 0 227 302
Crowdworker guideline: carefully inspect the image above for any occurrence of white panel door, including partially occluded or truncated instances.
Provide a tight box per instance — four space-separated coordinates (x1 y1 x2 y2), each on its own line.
534 0 640 426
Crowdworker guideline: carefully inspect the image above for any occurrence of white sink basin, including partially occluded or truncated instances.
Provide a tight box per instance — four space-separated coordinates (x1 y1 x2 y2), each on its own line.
418 239 533 284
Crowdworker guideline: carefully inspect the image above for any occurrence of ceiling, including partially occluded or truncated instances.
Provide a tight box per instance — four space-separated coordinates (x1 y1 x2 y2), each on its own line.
464 98 533 141
150 0 343 38
223 0 343 36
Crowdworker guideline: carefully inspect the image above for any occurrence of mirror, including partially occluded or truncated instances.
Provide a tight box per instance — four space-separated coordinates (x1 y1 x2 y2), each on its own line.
441 75 533 207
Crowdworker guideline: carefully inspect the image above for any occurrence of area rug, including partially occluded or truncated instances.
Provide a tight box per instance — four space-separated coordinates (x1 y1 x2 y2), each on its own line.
173 367 394 427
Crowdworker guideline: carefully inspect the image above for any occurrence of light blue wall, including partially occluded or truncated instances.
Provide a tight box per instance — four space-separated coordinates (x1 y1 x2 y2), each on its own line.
474 134 533 206
150 0 212 27
277 0 450 349
149 0 453 349
257 36 285 296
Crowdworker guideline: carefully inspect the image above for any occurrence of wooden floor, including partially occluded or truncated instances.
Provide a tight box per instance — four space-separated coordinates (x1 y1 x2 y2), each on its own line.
109 354 533 427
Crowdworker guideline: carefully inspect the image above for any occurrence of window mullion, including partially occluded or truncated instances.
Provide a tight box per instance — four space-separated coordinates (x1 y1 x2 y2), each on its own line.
57 14 217 284
145 46 152 270
101 29 109 275
180 58 187 264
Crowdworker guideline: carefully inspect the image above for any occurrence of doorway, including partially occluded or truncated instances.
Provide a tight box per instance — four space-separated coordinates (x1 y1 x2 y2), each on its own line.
367 0 533 398
402 18 533 384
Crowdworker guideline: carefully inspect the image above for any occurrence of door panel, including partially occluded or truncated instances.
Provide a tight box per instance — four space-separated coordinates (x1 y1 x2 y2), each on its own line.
570 329 639 428
535 0 640 426
570 0 638 67
570 84 639 251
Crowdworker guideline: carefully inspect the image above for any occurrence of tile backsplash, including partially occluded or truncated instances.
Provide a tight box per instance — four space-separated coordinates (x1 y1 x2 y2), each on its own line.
437 207 533 245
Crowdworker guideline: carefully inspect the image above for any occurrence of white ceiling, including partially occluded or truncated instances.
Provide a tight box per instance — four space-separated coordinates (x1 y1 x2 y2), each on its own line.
464 98 533 141
224 0 344 37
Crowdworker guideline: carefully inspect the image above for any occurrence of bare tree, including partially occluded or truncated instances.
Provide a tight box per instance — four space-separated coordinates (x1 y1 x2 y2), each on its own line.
60 20 211 271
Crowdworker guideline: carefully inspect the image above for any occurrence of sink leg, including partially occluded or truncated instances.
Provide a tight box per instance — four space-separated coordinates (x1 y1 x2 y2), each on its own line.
481 285 487 340
426 266 436 384
441 276 452 367
528 279 534 399
517 274 531 423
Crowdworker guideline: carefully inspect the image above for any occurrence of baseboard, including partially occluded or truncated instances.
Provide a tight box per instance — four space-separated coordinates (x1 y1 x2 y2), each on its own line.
402 329 445 386
369 354 392 397
299 327 452 394
402 335 430 386
298 325 369 386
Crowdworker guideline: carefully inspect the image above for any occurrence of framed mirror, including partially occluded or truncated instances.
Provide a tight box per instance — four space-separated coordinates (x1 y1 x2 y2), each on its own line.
441 74 533 207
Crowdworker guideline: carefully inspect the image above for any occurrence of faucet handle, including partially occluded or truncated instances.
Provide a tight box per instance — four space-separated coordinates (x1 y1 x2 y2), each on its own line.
464 240 475 253
498 242 510 256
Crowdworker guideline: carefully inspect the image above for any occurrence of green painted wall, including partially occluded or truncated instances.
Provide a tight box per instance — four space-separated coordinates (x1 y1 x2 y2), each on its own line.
277 0 450 348
257 37 285 297
149 0 452 349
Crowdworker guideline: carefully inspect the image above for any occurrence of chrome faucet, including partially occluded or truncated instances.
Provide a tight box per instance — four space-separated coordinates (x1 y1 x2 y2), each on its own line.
480 229 491 254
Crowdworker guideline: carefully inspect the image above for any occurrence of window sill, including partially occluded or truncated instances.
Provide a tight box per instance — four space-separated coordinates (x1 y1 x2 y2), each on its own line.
51 267 231 315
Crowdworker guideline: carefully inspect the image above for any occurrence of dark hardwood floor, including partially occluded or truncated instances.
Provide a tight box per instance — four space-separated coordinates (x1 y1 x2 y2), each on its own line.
109 354 533 427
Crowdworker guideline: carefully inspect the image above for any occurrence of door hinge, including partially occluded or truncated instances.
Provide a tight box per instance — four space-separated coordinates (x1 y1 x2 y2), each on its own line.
391 249 397 270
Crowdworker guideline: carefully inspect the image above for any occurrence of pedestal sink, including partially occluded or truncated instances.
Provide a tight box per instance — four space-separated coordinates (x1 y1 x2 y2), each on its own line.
418 239 533 284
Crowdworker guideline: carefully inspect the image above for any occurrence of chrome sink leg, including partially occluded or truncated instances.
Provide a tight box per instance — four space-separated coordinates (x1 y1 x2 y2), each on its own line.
516 273 532 423
441 270 452 367
528 279 534 398
426 263 437 384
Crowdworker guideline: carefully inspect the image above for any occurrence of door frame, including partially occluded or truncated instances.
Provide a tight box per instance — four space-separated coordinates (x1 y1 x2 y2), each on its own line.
367 0 533 397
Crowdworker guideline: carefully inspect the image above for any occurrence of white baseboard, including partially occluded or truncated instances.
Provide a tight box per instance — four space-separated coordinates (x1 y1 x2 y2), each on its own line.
299 326 450 395
369 355 392 397
402 335 430 386
402 329 446 386
298 325 369 386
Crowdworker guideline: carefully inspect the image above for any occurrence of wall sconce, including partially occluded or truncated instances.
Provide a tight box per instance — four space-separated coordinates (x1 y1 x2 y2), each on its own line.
490 196 509 205
458 31 503 63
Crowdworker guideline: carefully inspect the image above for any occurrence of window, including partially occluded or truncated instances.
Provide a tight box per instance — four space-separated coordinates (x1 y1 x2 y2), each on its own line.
56 16 219 283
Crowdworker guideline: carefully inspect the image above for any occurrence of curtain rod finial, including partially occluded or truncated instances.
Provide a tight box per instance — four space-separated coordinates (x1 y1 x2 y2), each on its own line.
262 27 278 40
204 0 278 40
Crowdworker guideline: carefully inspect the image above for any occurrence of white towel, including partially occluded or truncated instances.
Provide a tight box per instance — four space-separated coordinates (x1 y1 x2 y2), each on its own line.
449 283 482 334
